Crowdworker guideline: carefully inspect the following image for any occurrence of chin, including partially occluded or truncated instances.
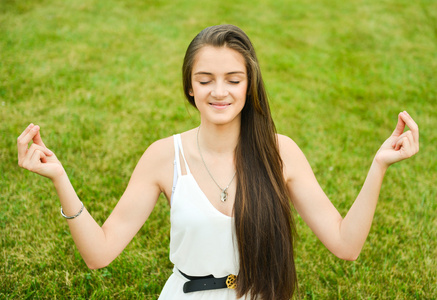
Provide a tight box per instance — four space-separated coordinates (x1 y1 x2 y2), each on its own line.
210 116 241 126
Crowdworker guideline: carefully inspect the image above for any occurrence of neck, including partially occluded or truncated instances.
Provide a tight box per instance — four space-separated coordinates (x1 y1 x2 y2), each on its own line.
198 122 240 155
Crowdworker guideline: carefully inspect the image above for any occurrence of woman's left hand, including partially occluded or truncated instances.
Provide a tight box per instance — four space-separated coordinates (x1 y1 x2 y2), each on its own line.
374 111 419 168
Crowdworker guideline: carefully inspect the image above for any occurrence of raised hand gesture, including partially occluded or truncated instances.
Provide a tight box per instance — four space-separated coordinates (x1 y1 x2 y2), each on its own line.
375 111 419 168
17 124 65 180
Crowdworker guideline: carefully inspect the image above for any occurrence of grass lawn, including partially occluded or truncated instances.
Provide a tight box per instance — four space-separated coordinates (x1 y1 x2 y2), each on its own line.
1 0 436 298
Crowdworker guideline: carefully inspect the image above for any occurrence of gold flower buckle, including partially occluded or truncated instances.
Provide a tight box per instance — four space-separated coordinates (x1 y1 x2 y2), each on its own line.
226 274 237 289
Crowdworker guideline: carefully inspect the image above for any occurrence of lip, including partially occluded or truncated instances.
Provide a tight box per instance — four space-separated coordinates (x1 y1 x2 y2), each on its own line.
209 102 231 109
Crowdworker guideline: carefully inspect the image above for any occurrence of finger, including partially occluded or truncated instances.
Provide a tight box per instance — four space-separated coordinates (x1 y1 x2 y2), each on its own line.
33 128 47 148
391 112 406 138
38 150 48 164
19 140 38 168
403 130 416 153
17 123 35 140
18 134 52 168
17 124 36 158
394 130 413 143
399 137 414 158
29 149 47 168
396 132 413 151
17 125 43 159
29 143 53 157
17 124 53 160
394 136 406 151
400 111 419 144
394 135 415 158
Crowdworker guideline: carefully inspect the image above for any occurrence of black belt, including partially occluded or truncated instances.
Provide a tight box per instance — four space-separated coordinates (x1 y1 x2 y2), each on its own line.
179 270 237 293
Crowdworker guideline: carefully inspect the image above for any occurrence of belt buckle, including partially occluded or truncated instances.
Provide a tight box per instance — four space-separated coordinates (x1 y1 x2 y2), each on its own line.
226 274 237 289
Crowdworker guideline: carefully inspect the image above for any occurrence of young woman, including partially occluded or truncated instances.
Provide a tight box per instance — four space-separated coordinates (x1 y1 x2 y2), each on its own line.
17 25 419 300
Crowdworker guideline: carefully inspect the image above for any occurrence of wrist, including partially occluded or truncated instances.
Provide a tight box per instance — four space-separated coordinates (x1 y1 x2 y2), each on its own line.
372 157 389 174
50 169 68 186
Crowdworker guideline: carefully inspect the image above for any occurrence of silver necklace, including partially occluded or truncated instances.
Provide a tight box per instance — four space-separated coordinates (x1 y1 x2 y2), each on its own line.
197 127 237 202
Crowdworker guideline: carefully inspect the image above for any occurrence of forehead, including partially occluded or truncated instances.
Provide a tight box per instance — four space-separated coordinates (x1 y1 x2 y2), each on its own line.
192 46 246 74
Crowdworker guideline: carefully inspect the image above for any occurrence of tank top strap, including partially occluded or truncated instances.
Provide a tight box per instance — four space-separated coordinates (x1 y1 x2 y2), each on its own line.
171 134 191 205
173 134 191 176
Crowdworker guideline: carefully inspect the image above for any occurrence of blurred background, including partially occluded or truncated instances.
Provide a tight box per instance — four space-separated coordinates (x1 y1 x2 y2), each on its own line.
1 0 436 298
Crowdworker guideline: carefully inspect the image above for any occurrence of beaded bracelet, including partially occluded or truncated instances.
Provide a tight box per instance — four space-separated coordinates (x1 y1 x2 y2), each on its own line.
60 201 84 219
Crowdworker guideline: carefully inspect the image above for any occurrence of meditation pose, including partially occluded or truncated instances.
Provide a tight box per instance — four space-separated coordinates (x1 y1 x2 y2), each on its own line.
17 24 419 299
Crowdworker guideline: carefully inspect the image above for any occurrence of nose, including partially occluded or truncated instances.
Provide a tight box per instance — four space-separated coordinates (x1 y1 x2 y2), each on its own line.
211 82 229 99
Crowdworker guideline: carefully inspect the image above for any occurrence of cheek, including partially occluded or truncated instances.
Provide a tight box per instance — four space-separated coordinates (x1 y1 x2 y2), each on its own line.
236 84 248 98
192 84 210 96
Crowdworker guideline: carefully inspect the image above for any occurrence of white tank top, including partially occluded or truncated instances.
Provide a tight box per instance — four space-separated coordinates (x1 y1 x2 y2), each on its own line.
170 134 239 277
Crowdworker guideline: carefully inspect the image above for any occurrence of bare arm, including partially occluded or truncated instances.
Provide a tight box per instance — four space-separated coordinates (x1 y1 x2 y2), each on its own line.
281 111 419 260
17 124 169 269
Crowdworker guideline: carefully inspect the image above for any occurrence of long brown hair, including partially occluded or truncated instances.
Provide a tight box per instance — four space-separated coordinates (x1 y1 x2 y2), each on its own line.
182 24 297 300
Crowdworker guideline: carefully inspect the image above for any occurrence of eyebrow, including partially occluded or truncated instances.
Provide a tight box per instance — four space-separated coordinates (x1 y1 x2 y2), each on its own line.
193 71 246 75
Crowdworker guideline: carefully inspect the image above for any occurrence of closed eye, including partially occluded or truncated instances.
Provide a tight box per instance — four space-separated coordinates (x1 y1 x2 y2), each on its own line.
200 81 211 85
229 81 240 84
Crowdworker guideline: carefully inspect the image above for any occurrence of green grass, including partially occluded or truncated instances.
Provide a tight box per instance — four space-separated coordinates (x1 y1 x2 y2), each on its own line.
1 0 436 299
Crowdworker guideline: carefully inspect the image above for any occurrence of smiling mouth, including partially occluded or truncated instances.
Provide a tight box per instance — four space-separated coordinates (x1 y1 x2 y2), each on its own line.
210 102 231 109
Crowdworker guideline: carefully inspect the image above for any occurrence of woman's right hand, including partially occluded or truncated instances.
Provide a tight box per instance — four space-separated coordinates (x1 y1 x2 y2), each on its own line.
17 123 65 180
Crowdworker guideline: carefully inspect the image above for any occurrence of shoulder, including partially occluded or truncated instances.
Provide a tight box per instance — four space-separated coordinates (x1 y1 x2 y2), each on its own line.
131 135 177 195
145 129 197 157
138 129 196 173
145 135 174 157
134 134 179 178
276 133 310 182
276 133 301 155
136 135 174 169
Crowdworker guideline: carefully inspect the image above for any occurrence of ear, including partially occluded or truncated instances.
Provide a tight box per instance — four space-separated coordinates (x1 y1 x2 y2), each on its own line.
189 90 194 96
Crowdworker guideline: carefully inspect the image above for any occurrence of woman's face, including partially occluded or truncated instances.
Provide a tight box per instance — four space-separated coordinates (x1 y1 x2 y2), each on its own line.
190 46 248 127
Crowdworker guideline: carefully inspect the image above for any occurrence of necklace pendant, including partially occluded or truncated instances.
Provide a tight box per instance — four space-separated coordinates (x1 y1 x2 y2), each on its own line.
220 189 228 202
